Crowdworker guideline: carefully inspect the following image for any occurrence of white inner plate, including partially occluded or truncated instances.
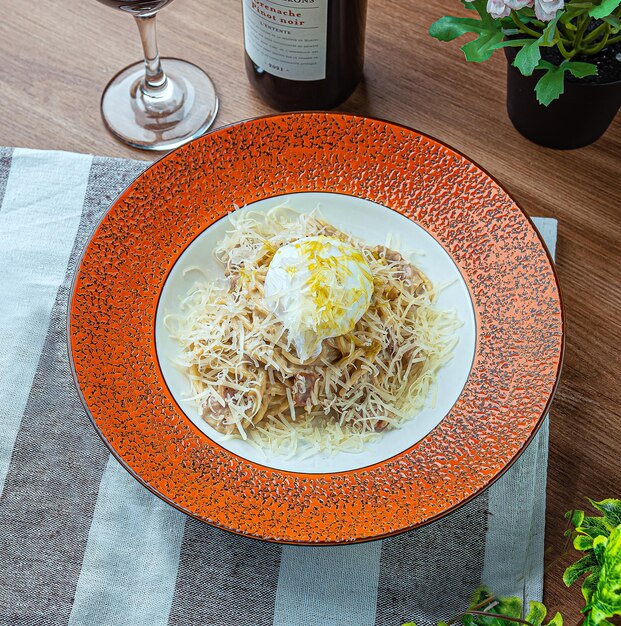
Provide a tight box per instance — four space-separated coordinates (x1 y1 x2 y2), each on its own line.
155 193 476 473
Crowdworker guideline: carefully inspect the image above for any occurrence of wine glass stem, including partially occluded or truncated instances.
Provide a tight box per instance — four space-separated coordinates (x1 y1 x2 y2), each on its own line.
134 14 168 95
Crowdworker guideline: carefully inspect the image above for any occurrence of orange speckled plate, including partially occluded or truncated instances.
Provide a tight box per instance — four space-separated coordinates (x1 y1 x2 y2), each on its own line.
69 112 564 544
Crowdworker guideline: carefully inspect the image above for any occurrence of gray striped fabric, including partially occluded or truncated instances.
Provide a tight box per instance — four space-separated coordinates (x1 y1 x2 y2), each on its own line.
0 149 557 626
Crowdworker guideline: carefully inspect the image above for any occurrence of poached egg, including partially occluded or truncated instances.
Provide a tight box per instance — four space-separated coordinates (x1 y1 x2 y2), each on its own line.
264 236 373 362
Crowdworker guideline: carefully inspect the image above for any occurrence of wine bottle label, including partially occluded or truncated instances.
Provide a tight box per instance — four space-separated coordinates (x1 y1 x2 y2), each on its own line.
242 0 328 81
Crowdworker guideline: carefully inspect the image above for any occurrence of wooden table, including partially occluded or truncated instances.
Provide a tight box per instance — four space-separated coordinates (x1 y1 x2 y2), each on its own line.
2 0 619 619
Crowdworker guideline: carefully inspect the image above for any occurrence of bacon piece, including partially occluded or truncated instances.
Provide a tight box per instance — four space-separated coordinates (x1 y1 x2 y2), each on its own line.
292 371 318 406
202 395 235 434
374 245 426 295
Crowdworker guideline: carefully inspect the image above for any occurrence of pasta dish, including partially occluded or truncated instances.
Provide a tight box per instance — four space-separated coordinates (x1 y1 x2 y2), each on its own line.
166 206 459 458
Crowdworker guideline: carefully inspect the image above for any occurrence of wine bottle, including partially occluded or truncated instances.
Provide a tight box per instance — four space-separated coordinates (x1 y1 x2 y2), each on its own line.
242 0 367 111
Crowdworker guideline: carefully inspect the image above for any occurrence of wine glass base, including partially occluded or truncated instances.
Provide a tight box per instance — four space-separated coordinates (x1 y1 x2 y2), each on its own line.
101 58 218 151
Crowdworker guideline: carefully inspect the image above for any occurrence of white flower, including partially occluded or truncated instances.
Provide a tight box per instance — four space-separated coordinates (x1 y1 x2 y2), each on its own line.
487 0 534 19
507 0 534 9
534 0 565 21
487 0 511 18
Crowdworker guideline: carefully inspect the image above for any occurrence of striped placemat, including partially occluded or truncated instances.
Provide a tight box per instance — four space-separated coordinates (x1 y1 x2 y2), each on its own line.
0 147 557 626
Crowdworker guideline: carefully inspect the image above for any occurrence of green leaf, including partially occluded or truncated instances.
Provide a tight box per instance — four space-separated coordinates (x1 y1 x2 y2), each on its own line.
456 588 562 626
602 15 621 32
480 600 523 623
492 38 540 48
582 613 601 626
469 0 495 21
541 16 560 45
575 534 596 551
537 59 557 70
535 63 566 105
465 588 524 624
593 534 608 562
569 509 586 529
578 516 610 539
495 595 523 618
429 16 486 42
564 553 598 586
470 587 495 606
589 0 621 18
525 601 547 626
462 30 504 61
583 570 602 604
513 39 542 75
565 61 599 79
590 499 621 529
401 623 417 626
604 521 621 552
429 0 504 63
584 527 621 624
500 16 517 28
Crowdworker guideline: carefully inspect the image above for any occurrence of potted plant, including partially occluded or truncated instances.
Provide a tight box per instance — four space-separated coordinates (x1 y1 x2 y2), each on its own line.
429 0 621 149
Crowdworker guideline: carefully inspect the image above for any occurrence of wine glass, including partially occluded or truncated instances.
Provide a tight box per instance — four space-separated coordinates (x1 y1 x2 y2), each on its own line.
96 0 218 151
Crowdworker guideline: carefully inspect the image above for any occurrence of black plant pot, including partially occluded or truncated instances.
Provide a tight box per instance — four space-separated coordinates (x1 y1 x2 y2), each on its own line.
505 47 621 149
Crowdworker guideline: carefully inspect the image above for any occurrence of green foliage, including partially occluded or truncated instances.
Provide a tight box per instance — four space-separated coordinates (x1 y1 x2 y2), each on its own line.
513 39 543 76
540 18 560 46
460 588 562 626
401 588 563 626
534 59 597 104
602 14 621 32
564 499 621 626
591 498 621 528
429 0 621 104
582 528 621 625
590 0 621 18
429 0 504 62
401 498 621 626
563 553 599 585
